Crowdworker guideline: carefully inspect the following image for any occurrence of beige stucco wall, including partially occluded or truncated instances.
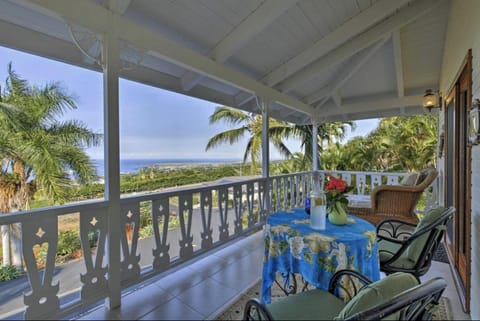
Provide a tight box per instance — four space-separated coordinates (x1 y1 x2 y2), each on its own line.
439 0 480 318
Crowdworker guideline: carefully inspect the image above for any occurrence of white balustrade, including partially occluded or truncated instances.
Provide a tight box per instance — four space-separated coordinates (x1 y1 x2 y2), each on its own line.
0 170 439 319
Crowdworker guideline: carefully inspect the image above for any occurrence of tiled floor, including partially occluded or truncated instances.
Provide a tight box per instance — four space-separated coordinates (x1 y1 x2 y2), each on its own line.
77 231 470 320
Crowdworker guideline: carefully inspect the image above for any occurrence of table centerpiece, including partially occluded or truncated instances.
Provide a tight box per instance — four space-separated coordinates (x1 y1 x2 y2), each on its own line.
325 175 353 225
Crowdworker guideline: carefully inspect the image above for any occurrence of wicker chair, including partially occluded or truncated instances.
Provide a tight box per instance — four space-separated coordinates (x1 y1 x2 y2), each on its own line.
243 270 447 321
348 168 438 225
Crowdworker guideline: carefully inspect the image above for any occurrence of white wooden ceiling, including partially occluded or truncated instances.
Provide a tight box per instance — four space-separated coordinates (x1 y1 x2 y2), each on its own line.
0 0 450 124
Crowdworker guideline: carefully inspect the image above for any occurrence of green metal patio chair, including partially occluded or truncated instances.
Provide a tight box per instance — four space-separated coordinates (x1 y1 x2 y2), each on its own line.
376 206 455 279
243 270 446 320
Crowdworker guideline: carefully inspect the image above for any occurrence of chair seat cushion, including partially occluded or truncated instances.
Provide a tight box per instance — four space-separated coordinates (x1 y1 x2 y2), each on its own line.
335 272 419 320
406 207 446 262
379 240 415 269
268 289 346 320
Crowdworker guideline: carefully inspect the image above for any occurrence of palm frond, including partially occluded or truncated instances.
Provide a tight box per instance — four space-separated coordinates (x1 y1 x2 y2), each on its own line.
205 127 248 151
208 106 250 125
47 120 103 147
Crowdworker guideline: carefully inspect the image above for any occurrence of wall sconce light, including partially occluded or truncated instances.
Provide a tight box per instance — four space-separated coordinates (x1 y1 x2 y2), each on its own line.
423 89 440 112
469 98 480 145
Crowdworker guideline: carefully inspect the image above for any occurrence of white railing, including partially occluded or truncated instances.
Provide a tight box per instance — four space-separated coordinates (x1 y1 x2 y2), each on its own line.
323 170 439 214
0 178 268 320
0 170 439 319
269 170 438 214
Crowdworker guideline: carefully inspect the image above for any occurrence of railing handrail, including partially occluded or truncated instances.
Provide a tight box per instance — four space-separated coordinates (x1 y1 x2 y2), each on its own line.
120 176 267 202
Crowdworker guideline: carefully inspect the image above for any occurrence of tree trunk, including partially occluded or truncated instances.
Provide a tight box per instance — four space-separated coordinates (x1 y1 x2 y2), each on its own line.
11 223 23 270
1 224 11 266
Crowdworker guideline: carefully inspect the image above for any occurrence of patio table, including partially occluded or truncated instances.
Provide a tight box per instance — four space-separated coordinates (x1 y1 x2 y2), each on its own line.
261 208 380 304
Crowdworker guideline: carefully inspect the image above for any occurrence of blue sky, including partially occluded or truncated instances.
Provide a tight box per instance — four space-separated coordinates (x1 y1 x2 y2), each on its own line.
0 46 379 160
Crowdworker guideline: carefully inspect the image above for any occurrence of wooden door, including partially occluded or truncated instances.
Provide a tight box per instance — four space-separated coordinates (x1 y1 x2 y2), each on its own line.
444 50 471 312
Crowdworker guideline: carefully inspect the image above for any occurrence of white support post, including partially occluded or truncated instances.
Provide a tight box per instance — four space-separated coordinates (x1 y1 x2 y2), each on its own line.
260 97 271 214
312 118 319 171
103 12 121 309
261 98 270 178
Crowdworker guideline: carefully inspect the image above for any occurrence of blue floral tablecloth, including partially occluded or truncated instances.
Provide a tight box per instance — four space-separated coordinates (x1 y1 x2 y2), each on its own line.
261 208 380 303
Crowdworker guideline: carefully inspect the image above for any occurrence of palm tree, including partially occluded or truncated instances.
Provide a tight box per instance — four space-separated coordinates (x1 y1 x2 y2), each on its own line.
270 152 310 174
340 115 437 172
0 63 102 267
206 106 355 174
371 115 437 171
287 122 355 168
205 106 292 174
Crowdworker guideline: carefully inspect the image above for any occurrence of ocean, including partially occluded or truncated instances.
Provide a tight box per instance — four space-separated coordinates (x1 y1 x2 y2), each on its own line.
92 158 241 177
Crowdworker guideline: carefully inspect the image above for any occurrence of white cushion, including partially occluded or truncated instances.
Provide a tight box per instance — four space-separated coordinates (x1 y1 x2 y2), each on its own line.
401 173 418 186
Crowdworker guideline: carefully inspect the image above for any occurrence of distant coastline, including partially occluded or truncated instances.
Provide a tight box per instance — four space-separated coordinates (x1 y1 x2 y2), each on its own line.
92 158 243 177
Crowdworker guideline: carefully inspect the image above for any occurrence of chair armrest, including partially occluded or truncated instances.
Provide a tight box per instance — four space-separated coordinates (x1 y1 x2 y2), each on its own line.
244 298 274 321
377 219 417 239
328 269 373 301
372 184 421 193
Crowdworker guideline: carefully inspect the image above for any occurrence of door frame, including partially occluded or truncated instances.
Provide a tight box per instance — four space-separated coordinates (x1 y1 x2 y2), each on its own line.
443 49 472 313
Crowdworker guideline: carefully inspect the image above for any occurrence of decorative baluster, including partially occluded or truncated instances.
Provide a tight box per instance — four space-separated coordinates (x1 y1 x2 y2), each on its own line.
295 175 301 207
233 185 243 234
246 182 255 228
298 175 303 207
424 181 437 211
178 195 194 259
292 176 297 207
371 174 382 190
217 187 229 241
275 178 281 212
120 202 141 282
387 174 399 185
152 198 170 271
300 174 306 207
289 176 295 208
342 173 352 186
282 177 288 210
306 172 312 197
258 180 267 222
200 190 213 249
80 209 108 300
356 174 367 195
319 172 326 190
22 216 60 319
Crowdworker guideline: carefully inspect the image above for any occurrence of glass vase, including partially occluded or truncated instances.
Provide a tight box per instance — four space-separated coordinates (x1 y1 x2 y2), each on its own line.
327 201 348 225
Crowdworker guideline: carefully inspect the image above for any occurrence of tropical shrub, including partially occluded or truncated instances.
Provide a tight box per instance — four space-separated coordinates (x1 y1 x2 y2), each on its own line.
0 265 21 281
57 230 82 257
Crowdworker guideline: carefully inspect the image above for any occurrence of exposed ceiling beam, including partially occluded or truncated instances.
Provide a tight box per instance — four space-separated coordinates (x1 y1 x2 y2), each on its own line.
121 65 239 110
0 18 99 71
332 92 342 107
234 91 255 106
323 106 426 123
263 0 411 88
279 0 441 93
29 0 315 116
315 94 423 119
212 0 298 63
305 37 388 105
108 0 131 15
180 0 299 91
392 30 405 97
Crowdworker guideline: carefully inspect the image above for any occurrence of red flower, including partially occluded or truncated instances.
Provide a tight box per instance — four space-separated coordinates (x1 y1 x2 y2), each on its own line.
325 175 347 192
323 174 353 218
